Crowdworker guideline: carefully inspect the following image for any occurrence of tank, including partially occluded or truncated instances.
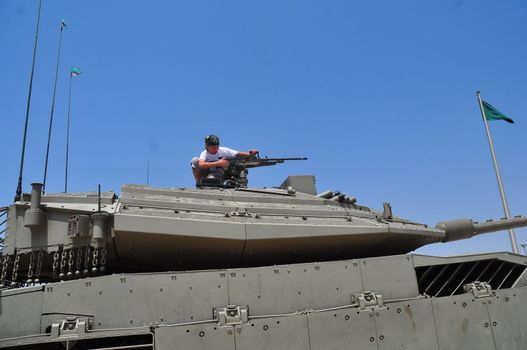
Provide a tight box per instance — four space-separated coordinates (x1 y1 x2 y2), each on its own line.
1 159 527 349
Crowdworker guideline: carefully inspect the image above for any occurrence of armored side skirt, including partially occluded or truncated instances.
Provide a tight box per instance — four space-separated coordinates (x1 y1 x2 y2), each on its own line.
1 252 527 349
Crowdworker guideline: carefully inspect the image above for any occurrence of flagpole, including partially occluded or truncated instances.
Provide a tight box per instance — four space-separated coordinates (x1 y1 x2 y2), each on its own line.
476 90 519 254
15 0 42 202
65 74 73 193
43 20 66 194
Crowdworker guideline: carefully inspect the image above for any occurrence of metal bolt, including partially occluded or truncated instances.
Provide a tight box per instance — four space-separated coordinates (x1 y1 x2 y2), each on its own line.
369 337 375 342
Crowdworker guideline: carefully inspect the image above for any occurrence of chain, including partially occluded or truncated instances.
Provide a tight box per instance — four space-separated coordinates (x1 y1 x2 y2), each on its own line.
1 255 8 280
52 250 60 277
0 255 11 287
35 250 43 283
83 246 91 274
27 251 36 283
92 248 99 273
67 249 74 277
75 247 82 276
11 253 21 286
100 247 107 272
59 249 68 278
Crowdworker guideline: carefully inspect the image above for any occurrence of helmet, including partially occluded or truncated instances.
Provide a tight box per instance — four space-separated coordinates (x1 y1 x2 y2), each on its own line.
205 134 220 146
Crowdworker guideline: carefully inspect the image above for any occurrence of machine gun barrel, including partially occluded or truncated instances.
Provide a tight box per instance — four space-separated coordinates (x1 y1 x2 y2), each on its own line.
435 215 527 243
228 156 307 169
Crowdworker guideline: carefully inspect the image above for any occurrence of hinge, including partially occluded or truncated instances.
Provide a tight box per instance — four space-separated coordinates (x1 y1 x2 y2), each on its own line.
463 281 494 298
352 291 384 311
214 305 249 326
231 208 251 217
50 317 93 338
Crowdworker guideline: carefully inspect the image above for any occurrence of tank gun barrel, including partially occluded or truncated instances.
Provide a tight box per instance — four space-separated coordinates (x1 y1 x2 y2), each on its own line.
436 215 527 243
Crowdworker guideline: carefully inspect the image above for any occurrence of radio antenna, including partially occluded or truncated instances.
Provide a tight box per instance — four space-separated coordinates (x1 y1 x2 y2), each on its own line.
15 0 42 202
43 19 67 194
147 160 150 185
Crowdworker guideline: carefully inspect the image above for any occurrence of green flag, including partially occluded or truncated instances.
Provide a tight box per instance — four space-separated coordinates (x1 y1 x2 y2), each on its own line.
482 100 514 124
70 67 82 77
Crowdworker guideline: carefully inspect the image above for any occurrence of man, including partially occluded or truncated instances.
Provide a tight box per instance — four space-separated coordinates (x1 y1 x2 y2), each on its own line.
191 135 258 183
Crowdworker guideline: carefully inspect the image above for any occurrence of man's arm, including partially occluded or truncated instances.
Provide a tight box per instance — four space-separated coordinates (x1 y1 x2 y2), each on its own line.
198 149 258 169
198 159 229 169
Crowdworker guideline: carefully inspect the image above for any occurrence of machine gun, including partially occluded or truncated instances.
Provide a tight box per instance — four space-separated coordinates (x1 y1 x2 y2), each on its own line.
200 155 307 188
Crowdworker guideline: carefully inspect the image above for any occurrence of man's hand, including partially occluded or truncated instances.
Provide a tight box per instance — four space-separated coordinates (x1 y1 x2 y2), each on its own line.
216 159 230 168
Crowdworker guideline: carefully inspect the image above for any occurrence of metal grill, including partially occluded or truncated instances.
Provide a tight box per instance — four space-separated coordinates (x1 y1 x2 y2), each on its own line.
415 259 526 298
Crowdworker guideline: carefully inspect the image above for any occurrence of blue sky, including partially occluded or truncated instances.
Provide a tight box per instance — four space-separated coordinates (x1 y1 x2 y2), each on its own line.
1 0 526 256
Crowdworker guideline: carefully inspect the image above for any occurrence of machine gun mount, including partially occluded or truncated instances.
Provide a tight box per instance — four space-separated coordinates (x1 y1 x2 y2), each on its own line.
200 155 307 188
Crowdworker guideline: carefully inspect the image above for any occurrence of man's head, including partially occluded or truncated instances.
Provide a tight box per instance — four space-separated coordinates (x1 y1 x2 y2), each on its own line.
205 134 220 154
